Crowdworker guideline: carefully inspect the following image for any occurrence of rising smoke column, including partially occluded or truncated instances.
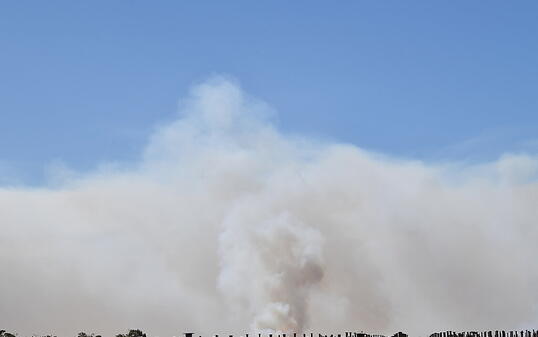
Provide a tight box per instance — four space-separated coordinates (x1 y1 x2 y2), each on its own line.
218 211 324 333
0 77 537 337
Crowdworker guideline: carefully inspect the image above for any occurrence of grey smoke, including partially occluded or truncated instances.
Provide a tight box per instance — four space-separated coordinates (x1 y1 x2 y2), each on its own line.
0 77 537 337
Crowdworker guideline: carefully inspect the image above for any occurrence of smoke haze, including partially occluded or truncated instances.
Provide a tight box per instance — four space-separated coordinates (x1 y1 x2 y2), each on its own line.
1 77 537 337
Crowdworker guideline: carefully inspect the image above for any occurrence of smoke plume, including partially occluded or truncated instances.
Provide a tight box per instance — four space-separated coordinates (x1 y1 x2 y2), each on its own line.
0 77 537 337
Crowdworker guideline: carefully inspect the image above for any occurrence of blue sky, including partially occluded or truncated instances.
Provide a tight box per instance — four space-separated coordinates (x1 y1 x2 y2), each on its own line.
1 1 537 184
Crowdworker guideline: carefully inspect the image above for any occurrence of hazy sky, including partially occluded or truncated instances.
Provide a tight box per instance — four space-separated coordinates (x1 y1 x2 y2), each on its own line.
1 1 538 183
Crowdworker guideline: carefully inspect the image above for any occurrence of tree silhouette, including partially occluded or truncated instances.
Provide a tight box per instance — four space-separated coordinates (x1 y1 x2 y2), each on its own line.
0 330 16 337
78 332 101 337
116 329 147 337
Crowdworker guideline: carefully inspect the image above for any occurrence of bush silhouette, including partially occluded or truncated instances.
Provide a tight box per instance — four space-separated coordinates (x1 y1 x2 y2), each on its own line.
116 329 147 337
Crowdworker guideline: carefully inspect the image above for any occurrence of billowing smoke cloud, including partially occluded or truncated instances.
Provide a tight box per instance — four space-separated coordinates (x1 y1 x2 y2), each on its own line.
1 77 537 337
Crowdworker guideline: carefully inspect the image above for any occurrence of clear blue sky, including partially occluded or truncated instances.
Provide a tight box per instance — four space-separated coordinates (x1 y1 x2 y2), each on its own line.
1 1 538 184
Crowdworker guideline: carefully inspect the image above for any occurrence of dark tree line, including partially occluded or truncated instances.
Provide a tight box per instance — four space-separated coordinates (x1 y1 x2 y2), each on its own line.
0 329 146 337
2 330 536 337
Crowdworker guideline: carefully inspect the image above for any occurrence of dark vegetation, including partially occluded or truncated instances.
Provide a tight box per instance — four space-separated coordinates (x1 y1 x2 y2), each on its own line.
116 330 146 337
1 330 17 337
0 329 146 337
1 330 537 337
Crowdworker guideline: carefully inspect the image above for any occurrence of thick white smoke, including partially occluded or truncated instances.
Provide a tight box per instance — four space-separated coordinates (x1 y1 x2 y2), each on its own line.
1 77 537 337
